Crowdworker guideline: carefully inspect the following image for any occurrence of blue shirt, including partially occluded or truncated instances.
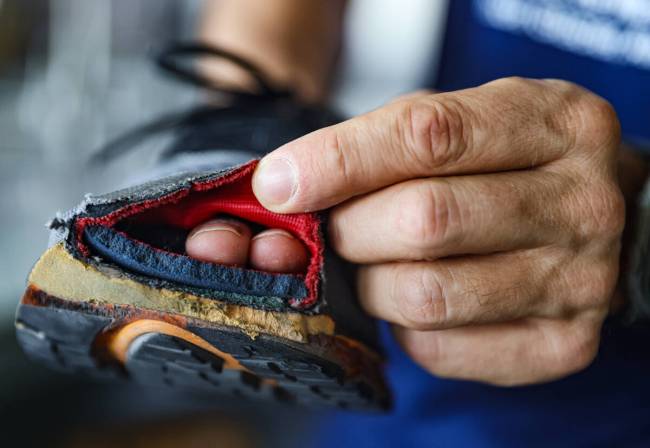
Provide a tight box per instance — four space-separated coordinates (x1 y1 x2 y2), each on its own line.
315 1 650 446
436 0 650 146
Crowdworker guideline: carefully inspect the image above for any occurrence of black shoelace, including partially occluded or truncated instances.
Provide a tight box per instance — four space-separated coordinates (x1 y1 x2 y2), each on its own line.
90 43 293 165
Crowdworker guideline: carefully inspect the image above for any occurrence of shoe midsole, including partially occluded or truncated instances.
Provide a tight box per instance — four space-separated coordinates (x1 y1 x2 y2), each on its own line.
28 243 334 343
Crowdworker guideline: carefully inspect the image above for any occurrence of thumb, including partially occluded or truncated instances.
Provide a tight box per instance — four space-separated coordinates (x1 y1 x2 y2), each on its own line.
251 79 571 214
251 99 442 213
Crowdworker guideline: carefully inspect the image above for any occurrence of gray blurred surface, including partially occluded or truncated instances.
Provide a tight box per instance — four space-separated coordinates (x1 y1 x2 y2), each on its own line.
0 0 444 445
0 0 200 317
0 0 445 318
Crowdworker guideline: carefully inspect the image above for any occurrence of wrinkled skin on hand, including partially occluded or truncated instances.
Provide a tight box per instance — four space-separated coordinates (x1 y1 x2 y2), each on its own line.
243 77 625 386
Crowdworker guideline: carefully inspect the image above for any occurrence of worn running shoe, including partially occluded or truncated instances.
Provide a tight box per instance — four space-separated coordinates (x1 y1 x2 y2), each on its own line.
15 44 390 411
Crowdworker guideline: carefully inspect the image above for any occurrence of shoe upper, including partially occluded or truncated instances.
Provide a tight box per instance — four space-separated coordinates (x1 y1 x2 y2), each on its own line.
48 43 381 352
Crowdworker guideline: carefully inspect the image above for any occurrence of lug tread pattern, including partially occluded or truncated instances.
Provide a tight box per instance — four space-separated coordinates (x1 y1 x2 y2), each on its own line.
15 304 388 410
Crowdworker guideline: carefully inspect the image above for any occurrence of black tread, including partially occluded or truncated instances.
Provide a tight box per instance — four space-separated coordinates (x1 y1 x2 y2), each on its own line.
15 303 389 411
15 305 116 376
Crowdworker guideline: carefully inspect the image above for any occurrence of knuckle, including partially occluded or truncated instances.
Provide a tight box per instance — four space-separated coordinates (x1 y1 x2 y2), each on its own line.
320 127 354 188
597 184 626 237
565 89 621 151
583 97 621 148
547 324 601 376
398 267 449 329
488 76 550 101
396 182 464 255
493 76 537 89
568 328 601 373
396 99 466 171
578 183 625 240
573 261 619 311
542 77 578 92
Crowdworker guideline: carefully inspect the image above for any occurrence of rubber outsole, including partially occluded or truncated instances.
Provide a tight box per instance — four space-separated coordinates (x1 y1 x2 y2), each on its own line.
16 290 390 411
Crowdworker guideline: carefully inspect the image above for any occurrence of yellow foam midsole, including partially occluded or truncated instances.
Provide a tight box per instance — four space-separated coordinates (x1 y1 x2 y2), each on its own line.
28 243 335 343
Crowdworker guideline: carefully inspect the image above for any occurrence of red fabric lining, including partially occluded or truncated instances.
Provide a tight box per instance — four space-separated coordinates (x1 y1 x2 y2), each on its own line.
74 160 323 309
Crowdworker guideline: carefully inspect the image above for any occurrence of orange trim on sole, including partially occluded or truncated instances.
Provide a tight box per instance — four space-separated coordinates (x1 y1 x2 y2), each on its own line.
105 319 276 386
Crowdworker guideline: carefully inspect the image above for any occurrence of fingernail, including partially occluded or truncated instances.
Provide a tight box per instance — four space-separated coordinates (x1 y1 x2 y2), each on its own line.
188 220 243 240
253 157 297 207
251 229 295 241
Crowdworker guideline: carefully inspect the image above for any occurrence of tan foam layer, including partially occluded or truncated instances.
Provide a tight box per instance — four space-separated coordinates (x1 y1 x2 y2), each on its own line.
29 244 335 343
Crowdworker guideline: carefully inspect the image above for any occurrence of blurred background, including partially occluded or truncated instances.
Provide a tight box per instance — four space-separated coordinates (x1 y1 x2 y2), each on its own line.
0 0 446 446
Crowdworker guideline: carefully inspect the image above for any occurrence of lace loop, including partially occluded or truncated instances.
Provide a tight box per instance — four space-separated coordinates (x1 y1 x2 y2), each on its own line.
157 43 289 97
90 43 293 165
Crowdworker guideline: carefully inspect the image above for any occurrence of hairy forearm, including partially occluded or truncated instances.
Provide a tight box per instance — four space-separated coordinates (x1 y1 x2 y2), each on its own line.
200 0 346 101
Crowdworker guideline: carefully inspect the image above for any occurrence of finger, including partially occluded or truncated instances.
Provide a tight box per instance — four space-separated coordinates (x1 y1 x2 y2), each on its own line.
357 250 567 330
328 171 568 263
249 229 309 273
393 316 602 385
186 218 252 266
253 78 585 213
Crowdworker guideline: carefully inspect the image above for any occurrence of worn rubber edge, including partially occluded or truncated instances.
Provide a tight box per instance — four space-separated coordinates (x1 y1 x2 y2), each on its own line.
16 286 391 411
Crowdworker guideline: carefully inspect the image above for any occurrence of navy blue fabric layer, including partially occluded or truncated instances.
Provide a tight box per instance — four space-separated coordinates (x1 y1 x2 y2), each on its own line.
83 225 307 299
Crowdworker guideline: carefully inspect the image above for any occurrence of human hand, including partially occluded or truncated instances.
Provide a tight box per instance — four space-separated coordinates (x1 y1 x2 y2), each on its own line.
245 77 624 385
